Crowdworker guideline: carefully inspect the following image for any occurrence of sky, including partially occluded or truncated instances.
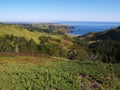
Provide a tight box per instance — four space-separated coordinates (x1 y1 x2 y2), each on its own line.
0 0 120 22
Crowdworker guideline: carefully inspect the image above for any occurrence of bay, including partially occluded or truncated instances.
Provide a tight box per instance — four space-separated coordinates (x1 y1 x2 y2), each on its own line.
58 21 120 35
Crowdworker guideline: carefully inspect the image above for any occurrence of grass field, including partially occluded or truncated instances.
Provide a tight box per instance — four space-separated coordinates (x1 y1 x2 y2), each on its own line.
0 24 73 50
0 24 56 43
0 56 120 90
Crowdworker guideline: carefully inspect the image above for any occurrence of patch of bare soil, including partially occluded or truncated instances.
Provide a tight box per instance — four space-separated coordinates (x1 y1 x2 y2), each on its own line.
78 73 102 90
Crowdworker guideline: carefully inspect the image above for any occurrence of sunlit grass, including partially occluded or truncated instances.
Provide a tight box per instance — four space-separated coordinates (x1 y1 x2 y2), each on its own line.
0 56 120 90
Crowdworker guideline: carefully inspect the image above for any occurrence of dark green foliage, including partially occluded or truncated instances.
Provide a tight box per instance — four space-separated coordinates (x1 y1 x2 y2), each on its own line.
67 44 88 60
0 35 38 53
85 27 120 63
73 37 88 48
27 39 38 53
38 36 89 59
21 24 54 33
0 35 16 52
94 30 120 41
21 24 66 35
0 34 88 60
90 28 120 42
89 40 120 63
38 36 66 57
0 38 14 52
67 37 88 60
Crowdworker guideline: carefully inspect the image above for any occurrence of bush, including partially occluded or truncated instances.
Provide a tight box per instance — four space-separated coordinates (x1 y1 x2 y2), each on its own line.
88 40 120 63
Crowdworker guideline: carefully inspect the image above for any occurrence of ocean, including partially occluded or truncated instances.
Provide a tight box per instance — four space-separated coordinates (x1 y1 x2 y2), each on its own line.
58 21 120 35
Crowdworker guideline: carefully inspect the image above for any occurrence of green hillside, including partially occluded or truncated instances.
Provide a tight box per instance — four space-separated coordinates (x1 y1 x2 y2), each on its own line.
0 24 46 43
0 23 74 46
78 27 120 63
78 27 120 42
0 23 84 60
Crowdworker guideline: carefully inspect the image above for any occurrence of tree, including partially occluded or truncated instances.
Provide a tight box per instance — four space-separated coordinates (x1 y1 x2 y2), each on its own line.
27 38 37 53
67 44 88 60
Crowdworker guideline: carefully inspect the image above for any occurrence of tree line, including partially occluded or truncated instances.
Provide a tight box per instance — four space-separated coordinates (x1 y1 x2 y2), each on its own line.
0 35 89 61
88 40 120 63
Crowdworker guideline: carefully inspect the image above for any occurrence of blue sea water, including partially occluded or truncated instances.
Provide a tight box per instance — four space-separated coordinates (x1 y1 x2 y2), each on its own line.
58 21 120 35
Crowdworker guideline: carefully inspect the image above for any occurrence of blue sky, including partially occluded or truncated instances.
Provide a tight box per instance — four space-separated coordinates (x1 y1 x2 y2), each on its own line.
0 0 120 22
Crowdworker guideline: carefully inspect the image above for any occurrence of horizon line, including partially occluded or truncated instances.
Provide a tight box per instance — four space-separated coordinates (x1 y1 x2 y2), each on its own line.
1 20 120 24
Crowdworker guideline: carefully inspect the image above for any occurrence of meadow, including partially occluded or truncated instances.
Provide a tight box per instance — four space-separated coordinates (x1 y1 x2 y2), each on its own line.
0 24 69 44
0 56 120 90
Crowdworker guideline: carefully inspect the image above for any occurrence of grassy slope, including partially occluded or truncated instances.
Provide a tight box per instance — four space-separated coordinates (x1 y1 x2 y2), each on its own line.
78 27 120 44
0 24 63 43
0 24 73 50
0 24 46 43
0 56 120 90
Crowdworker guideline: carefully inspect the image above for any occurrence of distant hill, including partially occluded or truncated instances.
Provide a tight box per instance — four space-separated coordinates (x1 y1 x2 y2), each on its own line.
78 26 120 63
0 23 72 44
78 26 120 42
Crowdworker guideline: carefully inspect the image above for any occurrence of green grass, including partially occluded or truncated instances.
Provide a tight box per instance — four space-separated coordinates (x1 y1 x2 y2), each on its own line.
0 24 47 43
0 56 120 90
0 24 73 48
